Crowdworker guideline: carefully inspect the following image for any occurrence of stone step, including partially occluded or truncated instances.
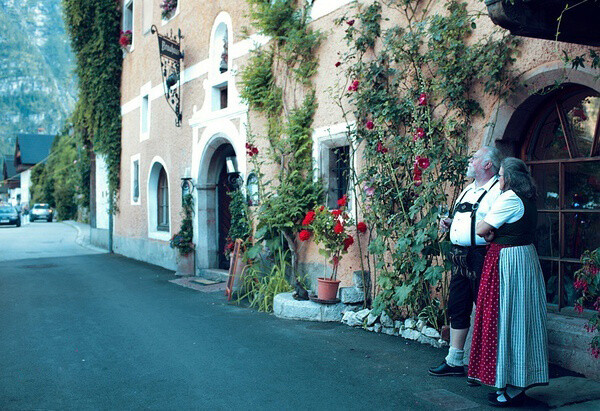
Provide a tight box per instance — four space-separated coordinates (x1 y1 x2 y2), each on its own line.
197 268 229 282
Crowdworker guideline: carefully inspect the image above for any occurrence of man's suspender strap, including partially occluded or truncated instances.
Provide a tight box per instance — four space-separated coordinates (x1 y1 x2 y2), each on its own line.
470 179 499 246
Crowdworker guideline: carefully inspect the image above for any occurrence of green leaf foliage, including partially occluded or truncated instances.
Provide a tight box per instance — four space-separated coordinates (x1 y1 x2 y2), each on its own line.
63 0 122 201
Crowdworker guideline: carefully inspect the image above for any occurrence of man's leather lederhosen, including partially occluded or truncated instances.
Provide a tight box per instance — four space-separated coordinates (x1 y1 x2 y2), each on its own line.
447 180 498 329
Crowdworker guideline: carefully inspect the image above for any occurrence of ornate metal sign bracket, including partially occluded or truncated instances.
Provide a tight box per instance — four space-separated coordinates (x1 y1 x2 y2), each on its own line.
151 25 184 127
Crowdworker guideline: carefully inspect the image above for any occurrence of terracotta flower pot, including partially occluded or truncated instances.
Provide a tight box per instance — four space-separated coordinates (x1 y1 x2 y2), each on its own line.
317 277 341 300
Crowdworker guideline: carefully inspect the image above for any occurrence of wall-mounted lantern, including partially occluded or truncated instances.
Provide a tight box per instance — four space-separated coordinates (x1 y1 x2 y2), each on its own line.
181 167 193 205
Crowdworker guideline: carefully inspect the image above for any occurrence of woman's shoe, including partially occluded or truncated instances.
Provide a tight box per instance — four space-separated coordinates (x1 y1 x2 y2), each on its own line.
466 378 481 387
488 391 526 407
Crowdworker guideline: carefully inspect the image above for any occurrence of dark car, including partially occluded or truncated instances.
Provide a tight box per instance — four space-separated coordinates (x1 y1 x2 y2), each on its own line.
0 204 21 227
30 203 54 222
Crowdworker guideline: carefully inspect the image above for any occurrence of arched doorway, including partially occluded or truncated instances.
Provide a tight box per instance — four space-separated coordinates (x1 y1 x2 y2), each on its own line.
195 136 238 271
506 84 600 311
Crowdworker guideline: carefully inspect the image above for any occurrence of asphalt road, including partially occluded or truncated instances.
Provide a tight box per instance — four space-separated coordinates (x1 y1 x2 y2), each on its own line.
0 223 519 410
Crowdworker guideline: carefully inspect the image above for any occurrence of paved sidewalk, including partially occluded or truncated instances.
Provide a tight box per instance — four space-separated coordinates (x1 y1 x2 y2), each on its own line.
61 220 106 253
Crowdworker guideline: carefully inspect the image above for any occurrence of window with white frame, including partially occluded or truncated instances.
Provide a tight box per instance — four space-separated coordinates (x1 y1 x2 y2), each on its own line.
141 94 149 134
142 0 152 34
123 1 134 46
157 167 169 231
131 155 140 204
326 145 351 209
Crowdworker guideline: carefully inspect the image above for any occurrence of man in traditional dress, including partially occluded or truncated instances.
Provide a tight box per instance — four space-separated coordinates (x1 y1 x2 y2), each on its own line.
428 146 502 379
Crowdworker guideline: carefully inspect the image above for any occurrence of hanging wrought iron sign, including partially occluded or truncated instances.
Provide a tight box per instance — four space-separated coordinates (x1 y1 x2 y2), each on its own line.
151 25 184 126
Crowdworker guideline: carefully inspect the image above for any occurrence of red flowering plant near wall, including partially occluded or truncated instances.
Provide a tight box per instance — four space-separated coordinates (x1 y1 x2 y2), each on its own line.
573 247 600 358
298 195 355 281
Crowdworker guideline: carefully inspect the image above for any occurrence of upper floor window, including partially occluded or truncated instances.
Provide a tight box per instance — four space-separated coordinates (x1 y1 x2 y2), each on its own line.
123 1 134 41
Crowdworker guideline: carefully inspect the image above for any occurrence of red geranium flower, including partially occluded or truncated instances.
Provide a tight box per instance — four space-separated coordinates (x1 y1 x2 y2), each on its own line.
335 61 341 67
337 195 347 207
346 19 355 26
334 222 344 234
302 210 315 226
299 230 311 241
357 222 367 233
331 209 342 217
319 205 325 212
366 120 374 130
418 93 428 106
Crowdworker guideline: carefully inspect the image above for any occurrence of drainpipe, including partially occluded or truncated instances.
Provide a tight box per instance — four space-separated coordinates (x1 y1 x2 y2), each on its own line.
108 194 114 253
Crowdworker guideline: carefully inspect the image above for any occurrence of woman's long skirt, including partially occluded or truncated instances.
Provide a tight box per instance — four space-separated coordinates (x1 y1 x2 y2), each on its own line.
468 243 549 389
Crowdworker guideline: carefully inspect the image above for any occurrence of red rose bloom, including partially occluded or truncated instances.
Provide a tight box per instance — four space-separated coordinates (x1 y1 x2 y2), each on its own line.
302 210 315 226
357 222 367 233
346 19 355 26
418 93 428 106
376 141 388 154
415 155 430 170
337 195 347 207
299 230 311 241
413 128 426 142
252 147 259 155
343 235 354 251
334 222 344 234
331 209 342 217
366 120 374 130
335 61 341 67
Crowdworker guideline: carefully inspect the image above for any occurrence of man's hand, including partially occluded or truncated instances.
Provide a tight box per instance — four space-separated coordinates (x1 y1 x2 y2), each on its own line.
439 217 452 233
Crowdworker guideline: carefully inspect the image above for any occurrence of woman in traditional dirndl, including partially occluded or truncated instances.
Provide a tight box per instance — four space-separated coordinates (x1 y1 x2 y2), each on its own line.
468 157 548 407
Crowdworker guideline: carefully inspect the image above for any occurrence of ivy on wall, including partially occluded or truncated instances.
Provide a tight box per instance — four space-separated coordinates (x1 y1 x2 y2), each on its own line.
62 0 122 202
240 0 324 286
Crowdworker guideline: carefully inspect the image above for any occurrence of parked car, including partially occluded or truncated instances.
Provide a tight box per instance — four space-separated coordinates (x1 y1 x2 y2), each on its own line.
0 204 21 227
30 203 53 222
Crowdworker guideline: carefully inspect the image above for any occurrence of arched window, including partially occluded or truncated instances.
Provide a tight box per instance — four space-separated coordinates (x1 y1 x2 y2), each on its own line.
524 84 600 310
157 167 169 231
210 18 231 111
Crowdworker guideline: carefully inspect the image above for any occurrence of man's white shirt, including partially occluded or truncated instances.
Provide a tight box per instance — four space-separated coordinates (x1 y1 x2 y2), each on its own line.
450 176 501 246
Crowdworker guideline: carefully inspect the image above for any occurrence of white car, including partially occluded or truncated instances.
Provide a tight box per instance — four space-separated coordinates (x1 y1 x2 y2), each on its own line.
30 203 54 222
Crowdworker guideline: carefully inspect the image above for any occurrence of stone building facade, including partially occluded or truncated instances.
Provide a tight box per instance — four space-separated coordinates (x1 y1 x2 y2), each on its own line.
117 0 599 379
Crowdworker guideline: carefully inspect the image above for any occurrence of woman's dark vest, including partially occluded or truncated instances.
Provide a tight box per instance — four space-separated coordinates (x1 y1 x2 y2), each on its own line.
493 193 537 246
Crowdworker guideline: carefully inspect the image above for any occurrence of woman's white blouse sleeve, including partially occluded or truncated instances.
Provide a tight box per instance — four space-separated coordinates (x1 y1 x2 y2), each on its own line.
484 190 524 229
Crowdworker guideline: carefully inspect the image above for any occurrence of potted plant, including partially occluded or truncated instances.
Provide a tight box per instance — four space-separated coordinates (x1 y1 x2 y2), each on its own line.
573 247 600 358
170 194 195 276
160 0 178 20
119 30 132 50
299 195 355 300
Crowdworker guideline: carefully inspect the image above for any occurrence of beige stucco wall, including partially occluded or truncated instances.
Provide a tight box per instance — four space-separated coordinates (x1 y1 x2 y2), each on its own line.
117 0 599 286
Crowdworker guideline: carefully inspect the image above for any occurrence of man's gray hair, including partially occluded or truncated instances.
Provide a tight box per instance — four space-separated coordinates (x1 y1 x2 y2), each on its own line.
480 146 502 175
